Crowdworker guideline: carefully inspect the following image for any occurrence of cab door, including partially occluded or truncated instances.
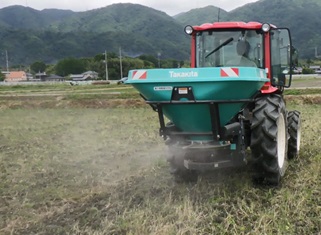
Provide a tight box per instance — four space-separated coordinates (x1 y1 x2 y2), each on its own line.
270 28 293 88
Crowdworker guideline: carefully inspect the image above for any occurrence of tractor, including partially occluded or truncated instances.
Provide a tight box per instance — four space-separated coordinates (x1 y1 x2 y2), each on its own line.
126 22 301 185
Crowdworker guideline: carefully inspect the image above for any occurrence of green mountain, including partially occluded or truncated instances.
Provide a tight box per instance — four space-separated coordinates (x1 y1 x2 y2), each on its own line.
50 3 189 58
53 4 175 33
0 4 189 65
174 6 228 26
0 0 321 65
0 5 74 29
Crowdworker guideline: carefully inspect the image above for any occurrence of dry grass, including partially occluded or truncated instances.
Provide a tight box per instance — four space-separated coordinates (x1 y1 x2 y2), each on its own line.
0 107 164 234
0 87 321 234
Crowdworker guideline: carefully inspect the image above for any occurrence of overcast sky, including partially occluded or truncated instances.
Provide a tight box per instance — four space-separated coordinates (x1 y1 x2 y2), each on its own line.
0 0 259 16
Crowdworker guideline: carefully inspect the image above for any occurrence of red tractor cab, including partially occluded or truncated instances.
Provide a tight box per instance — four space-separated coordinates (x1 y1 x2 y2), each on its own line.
184 21 297 94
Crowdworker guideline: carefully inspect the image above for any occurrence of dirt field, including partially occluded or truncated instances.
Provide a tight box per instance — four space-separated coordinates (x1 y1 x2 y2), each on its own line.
0 84 321 234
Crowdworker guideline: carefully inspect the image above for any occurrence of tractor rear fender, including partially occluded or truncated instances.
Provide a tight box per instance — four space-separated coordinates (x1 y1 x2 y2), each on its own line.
260 84 279 94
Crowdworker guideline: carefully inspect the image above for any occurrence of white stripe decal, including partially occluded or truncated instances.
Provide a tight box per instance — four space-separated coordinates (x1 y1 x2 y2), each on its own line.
132 70 147 80
223 68 239 77
259 70 264 78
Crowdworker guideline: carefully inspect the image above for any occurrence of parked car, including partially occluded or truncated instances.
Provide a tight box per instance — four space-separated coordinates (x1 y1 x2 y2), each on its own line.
117 77 128 84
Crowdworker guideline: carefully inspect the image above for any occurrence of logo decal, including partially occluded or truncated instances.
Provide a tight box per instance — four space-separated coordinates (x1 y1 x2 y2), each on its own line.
169 71 198 78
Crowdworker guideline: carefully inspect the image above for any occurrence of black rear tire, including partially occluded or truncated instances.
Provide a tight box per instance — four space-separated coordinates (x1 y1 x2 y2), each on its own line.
287 110 301 159
251 94 288 186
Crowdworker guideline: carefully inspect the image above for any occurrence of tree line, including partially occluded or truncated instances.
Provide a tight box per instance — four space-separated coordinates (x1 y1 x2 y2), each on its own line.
2 54 320 82
26 53 186 80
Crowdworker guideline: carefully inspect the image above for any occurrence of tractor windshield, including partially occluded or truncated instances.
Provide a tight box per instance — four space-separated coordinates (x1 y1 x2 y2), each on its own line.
196 30 264 68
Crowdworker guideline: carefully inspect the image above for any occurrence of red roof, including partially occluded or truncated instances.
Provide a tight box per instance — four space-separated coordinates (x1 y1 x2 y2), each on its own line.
5 71 27 82
193 21 264 31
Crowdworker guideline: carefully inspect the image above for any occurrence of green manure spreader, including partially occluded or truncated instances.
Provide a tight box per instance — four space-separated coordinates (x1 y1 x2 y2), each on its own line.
126 22 301 186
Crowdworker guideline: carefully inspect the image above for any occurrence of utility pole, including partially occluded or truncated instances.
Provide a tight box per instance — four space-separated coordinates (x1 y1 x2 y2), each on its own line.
104 50 108 80
315 47 321 59
157 52 161 68
5 50 9 72
119 47 123 79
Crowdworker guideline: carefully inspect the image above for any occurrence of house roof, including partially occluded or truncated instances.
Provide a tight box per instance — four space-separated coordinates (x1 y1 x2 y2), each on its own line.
35 72 47 76
6 71 26 79
82 71 98 75
310 65 321 69
70 74 84 78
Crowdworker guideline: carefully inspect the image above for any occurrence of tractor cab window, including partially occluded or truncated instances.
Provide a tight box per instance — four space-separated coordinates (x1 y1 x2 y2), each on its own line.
270 28 292 87
196 30 263 68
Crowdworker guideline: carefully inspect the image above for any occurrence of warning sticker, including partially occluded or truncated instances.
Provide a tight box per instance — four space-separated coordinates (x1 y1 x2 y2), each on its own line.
132 70 147 80
178 87 188 94
220 68 239 77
